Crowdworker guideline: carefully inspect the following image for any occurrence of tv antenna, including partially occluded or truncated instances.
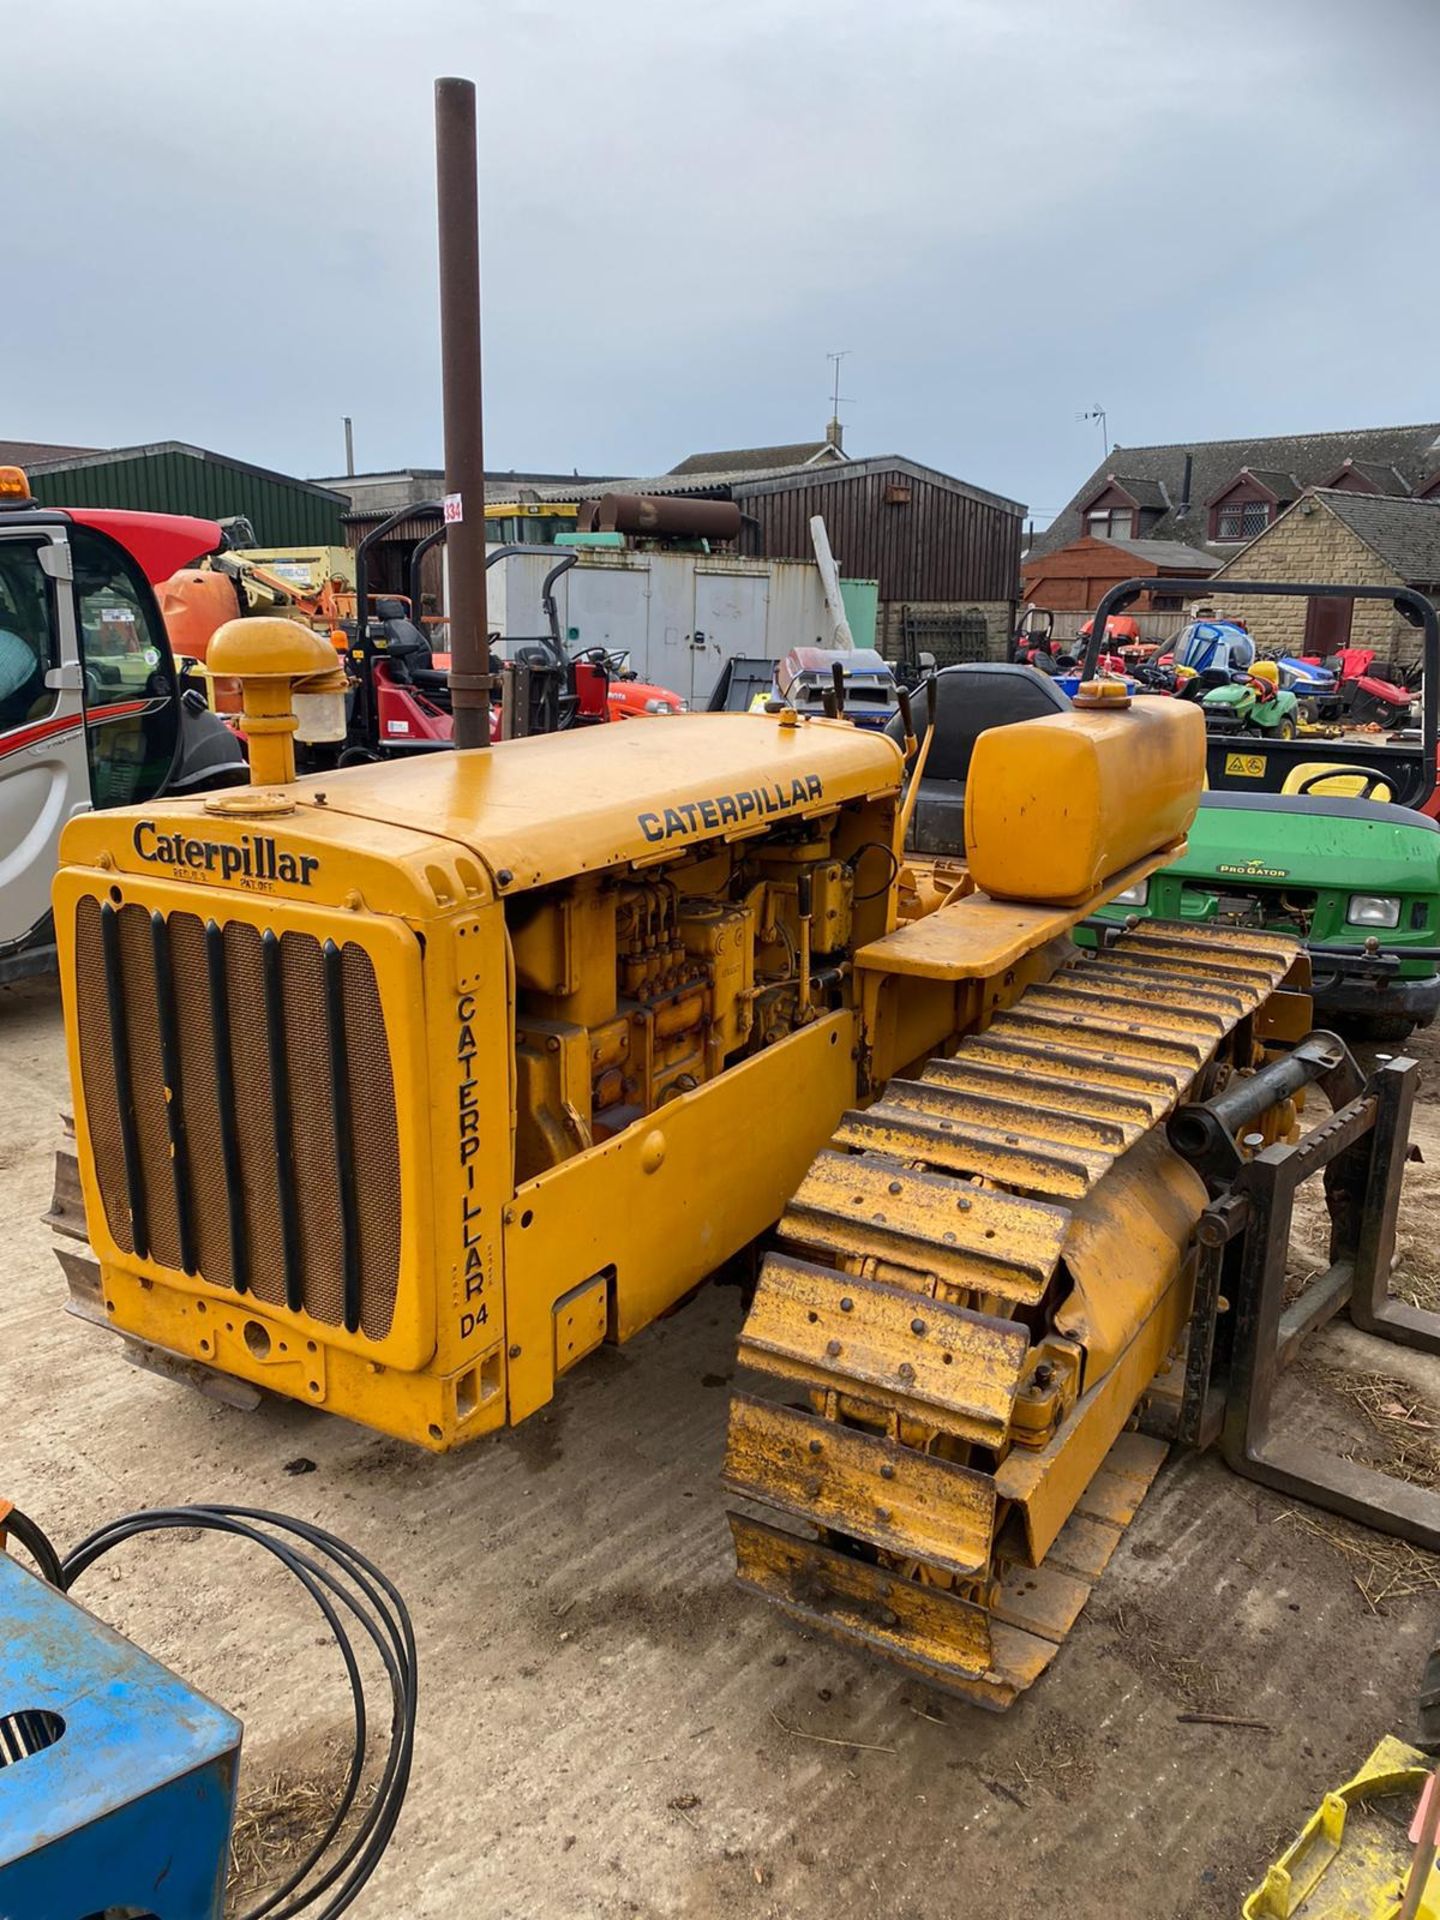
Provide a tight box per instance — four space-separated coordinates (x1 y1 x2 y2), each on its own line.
1078 404 1109 459
826 350 851 440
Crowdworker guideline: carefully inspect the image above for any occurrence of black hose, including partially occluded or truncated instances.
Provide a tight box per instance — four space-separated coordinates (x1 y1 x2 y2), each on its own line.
850 840 901 903
37 1503 417 1920
5 1506 64 1588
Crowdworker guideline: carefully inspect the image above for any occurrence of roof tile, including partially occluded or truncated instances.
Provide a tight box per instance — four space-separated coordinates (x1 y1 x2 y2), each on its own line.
0 438 105 467
667 441 845 476
1288 490 1440 584
1033 422 1440 557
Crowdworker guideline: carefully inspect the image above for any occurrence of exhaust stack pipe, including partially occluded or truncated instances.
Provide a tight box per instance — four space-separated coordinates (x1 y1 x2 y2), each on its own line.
435 77 493 750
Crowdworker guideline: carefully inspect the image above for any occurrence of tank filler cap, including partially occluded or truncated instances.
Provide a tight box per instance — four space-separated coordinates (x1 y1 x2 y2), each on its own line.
204 788 297 818
1072 678 1132 710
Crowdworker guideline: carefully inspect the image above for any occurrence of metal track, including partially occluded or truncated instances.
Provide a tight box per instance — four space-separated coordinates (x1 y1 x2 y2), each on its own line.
725 922 1296 1709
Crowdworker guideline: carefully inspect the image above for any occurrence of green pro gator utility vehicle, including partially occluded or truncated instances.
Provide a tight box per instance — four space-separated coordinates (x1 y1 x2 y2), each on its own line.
1083 578 1440 1041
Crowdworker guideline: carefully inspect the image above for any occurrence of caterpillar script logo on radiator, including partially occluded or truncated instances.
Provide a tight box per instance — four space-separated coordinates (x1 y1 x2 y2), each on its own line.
638 773 824 844
132 821 319 887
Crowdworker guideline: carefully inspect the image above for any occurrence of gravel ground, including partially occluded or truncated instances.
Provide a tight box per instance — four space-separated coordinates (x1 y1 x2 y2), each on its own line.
4 974 1440 1919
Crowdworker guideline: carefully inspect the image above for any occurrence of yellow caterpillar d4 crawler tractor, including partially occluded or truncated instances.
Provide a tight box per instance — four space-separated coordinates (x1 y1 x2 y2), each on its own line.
49 626 1437 1709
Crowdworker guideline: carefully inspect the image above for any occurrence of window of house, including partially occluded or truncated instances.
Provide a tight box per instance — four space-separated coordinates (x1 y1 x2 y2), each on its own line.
1215 500 1270 541
1086 508 1134 540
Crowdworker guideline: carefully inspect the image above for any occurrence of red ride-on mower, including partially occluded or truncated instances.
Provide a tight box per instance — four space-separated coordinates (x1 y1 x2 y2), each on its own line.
1078 612 1142 649
1304 646 1416 729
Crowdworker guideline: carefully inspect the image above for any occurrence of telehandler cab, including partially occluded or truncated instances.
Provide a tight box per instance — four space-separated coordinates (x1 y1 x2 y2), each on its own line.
0 467 247 986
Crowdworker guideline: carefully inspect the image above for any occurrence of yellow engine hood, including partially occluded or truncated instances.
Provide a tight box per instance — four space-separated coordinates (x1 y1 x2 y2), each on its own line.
305 712 901 892
57 712 903 912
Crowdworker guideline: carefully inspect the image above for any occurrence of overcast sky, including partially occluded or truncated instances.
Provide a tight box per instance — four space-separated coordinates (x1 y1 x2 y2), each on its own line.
6 0 1437 524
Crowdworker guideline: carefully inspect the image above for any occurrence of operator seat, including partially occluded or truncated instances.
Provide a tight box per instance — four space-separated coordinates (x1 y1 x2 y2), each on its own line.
379 613 452 700
1281 762 1395 803
884 662 1072 857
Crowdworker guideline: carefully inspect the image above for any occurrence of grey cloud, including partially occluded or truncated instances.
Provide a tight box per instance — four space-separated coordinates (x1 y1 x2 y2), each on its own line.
5 0 1437 522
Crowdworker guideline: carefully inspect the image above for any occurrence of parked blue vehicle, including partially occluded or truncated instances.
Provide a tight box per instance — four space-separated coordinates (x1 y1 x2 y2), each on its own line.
1274 653 1341 721
772 646 900 728
1275 654 1338 696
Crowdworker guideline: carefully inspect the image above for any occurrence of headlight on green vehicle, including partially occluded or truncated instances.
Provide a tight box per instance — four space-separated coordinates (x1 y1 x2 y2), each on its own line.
1111 878 1150 907
1347 894 1402 929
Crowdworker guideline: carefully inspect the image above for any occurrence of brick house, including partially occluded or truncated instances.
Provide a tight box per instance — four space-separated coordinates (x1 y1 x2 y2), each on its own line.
1208 490 1440 667
1029 421 1440 565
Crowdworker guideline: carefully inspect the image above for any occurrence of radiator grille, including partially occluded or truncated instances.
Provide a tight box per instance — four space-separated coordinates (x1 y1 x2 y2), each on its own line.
74 896 402 1339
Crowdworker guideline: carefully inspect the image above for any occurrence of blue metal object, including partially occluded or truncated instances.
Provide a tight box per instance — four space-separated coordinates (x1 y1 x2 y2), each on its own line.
1276 653 1338 691
1172 618 1255 675
0 1552 241 1918
773 646 900 727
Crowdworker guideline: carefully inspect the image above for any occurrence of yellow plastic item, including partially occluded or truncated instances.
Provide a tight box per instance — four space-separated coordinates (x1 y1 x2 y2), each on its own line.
1251 658 1281 688
1242 1735 1438 1918
1282 761 1395 802
964 697 1205 906
1071 677 1132 710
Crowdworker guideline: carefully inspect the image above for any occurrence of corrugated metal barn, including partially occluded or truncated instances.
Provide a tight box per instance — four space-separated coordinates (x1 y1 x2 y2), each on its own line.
732 458 1020 605
21 442 348 546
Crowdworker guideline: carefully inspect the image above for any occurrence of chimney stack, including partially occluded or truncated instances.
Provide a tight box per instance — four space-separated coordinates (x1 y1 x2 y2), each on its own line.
1179 452 1193 514
825 416 844 451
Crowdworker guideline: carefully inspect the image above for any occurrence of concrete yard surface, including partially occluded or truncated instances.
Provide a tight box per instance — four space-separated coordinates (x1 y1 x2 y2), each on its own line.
4 972 1440 1920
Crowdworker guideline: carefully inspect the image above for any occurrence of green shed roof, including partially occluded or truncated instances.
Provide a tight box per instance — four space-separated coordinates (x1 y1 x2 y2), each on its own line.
25 441 349 546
